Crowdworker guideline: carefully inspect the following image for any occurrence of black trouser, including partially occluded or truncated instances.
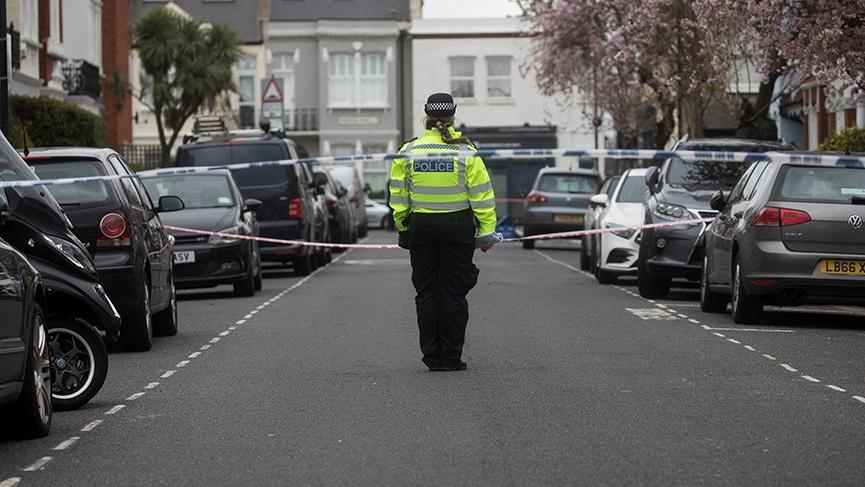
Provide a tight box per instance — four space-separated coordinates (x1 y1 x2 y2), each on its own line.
408 209 479 366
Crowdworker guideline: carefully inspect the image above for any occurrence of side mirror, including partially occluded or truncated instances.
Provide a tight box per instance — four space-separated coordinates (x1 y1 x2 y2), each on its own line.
589 194 609 207
363 183 372 194
645 166 660 192
0 193 9 226
157 195 185 212
313 172 329 188
244 198 262 213
710 190 727 212
337 188 348 197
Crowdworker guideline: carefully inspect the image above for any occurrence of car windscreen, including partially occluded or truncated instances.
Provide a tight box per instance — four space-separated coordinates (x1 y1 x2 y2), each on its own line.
777 166 865 203
538 174 598 194
143 175 235 209
616 174 647 203
28 159 115 208
177 143 286 167
666 159 748 190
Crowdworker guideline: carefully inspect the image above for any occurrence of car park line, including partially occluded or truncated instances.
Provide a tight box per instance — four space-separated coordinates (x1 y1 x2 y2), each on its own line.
80 420 103 432
51 438 79 451
21 457 51 472
0 477 21 486
104 405 125 415
125 392 146 401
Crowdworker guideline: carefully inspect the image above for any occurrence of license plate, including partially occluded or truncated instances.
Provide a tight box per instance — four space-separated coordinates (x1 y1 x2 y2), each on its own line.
820 259 865 276
173 251 196 265
554 214 584 224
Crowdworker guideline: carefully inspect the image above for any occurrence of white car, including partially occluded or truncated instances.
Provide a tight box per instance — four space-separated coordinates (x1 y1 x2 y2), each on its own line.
365 198 391 229
590 168 647 284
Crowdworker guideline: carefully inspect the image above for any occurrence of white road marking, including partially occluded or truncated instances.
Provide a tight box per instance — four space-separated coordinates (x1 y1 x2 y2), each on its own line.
713 332 726 338
249 310 259 315
243 314 253 319
853 396 865 404
105 405 126 415
626 308 677 320
0 478 21 487
219 330 231 336
228 326 237 330
235 320 246 325
176 360 190 368
668 303 700 307
22 457 52 472
780 364 797 372
533 250 580 272
161 370 176 378
701 326 794 333
126 392 146 401
743 345 756 351
188 352 201 359
209 337 220 343
827 385 846 392
763 354 776 360
200 344 211 350
676 313 688 319
145 382 160 389
80 419 103 432
52 437 80 451
256 305 266 310
727 338 741 344
689 319 701 324
801 375 821 383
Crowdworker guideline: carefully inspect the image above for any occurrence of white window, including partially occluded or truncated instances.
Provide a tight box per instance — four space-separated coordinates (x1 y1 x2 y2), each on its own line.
361 53 387 106
236 55 257 128
327 52 388 108
272 52 295 110
486 56 512 98
450 57 475 99
331 143 356 156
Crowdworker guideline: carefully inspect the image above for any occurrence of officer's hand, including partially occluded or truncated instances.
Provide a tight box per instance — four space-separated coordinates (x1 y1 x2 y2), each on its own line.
398 231 410 250
476 232 503 252
480 241 495 252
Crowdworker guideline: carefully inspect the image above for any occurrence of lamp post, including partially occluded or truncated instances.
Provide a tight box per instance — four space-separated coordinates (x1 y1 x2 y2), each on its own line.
0 0 8 136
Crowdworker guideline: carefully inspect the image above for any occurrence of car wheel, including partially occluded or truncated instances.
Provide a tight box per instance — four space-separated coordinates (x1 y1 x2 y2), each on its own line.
233 265 256 297
9 303 52 438
294 253 312 276
324 247 333 264
638 260 670 299
120 277 153 352
579 237 590 270
153 274 178 336
731 260 763 324
596 267 617 285
522 239 535 249
49 318 109 411
700 256 728 313
253 261 263 292
359 222 368 238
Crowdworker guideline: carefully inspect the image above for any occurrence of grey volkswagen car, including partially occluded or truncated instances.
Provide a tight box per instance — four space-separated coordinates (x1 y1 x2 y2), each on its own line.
701 155 865 323
521 168 600 249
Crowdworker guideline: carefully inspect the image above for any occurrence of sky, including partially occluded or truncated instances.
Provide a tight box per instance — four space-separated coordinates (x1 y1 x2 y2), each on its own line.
421 0 523 18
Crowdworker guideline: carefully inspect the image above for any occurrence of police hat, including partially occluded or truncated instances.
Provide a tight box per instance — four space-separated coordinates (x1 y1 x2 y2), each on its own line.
424 93 457 118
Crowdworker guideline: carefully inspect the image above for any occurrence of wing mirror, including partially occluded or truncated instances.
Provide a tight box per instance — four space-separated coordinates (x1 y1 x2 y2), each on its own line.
244 198 262 213
645 166 660 193
157 195 185 212
589 194 609 207
710 190 727 212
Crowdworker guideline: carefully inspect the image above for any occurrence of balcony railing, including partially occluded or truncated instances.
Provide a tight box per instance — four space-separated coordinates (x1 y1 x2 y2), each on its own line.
62 60 101 100
284 108 318 132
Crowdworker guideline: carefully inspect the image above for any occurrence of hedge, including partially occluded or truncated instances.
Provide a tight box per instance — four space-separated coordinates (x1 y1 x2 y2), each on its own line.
818 127 865 153
7 95 106 149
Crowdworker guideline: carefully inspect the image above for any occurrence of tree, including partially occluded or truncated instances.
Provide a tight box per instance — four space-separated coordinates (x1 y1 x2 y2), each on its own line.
131 8 241 162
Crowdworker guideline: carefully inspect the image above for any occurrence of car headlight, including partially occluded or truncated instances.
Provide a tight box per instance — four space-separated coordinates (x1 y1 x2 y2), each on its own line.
46 235 96 274
208 226 241 245
652 201 692 220
605 222 636 239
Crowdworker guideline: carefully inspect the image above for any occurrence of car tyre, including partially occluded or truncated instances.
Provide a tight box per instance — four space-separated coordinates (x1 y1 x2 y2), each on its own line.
253 262 263 292
153 274 179 336
8 303 52 438
579 237 591 270
596 268 617 285
234 265 256 297
120 277 153 352
638 260 670 299
294 253 312 276
324 247 333 264
700 257 727 313
49 318 109 411
731 260 762 324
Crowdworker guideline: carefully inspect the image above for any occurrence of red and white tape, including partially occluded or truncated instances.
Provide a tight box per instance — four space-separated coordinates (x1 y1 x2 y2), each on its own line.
164 218 711 251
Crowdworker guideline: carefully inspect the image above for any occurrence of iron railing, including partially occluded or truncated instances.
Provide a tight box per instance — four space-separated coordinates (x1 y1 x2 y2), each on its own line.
62 60 101 100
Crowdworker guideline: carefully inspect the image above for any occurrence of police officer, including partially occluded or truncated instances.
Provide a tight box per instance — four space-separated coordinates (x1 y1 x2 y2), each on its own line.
388 93 500 371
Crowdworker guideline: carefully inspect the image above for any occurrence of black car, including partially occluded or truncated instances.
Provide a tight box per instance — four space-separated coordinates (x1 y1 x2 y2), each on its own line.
637 138 794 298
317 169 352 246
0 224 52 438
141 170 263 296
175 132 328 275
27 148 183 352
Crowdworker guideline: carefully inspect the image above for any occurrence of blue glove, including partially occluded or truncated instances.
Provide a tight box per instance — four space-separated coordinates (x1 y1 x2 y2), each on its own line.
475 232 503 251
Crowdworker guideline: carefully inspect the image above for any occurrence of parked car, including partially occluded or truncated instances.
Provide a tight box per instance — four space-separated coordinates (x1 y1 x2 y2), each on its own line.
26 148 182 352
581 175 621 270
589 168 648 284
1 138 118 410
365 198 390 229
315 169 353 246
328 165 368 239
637 138 794 298
0 227 51 438
521 168 601 249
141 170 263 296
176 131 328 276
702 155 865 323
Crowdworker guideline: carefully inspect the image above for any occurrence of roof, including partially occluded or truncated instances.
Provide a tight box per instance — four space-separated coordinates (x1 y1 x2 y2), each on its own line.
411 17 527 37
132 0 262 44
538 167 598 176
624 167 649 176
24 147 118 159
139 169 233 178
680 138 795 151
270 0 411 21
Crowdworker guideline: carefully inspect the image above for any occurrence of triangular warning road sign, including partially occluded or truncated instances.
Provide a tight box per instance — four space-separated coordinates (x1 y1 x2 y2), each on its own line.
262 78 284 103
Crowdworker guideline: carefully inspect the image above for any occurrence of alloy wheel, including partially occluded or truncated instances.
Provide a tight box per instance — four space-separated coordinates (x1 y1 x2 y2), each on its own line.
49 327 96 400
33 312 51 424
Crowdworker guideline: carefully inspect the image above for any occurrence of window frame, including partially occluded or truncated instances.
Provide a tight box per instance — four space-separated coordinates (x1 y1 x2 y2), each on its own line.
485 56 513 99
449 56 476 99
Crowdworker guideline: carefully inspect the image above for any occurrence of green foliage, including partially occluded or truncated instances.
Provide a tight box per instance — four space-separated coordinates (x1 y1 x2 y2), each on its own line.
8 95 106 149
131 7 241 160
818 127 865 153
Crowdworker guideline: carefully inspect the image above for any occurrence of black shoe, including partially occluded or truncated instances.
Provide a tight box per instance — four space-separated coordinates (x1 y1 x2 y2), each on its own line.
441 360 467 371
423 357 446 371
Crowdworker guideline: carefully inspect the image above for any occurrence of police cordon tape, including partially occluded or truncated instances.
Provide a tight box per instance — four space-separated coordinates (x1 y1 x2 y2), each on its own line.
163 218 713 251
1 148 863 189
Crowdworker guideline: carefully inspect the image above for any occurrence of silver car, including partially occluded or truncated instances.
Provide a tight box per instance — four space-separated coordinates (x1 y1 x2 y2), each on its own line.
522 168 600 249
365 198 390 229
702 157 865 324
581 175 620 270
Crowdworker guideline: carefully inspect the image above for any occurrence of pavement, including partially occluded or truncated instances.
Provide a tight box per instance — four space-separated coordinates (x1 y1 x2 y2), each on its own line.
3 230 865 486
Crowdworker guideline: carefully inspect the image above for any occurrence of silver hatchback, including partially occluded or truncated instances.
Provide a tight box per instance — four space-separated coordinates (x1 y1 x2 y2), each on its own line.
702 157 865 323
521 168 600 249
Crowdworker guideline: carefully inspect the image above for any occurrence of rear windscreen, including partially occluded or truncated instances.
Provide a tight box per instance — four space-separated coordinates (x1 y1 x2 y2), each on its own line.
538 174 598 194
29 159 115 207
177 144 286 167
616 175 647 203
143 175 235 209
778 166 865 203
667 159 749 190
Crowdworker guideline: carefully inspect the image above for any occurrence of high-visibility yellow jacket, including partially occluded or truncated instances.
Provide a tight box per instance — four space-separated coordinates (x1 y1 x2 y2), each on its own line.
388 127 497 235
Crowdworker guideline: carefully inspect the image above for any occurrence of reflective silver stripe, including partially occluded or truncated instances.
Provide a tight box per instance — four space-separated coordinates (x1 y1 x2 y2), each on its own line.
468 181 493 195
403 140 417 209
388 179 406 189
412 185 467 195
390 195 410 205
458 144 467 188
470 198 496 209
413 200 471 211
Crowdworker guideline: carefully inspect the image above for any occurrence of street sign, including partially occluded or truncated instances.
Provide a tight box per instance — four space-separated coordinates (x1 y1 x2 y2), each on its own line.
261 78 284 103
262 102 283 120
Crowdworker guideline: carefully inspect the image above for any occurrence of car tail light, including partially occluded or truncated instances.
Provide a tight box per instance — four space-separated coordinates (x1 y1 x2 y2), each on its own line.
288 198 303 220
527 192 548 204
752 207 811 227
97 212 131 247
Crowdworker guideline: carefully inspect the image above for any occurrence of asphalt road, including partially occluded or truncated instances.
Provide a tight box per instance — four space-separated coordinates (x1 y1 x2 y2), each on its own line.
3 230 865 486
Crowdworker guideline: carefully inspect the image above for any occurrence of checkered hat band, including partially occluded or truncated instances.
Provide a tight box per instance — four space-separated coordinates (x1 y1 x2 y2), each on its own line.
425 102 456 112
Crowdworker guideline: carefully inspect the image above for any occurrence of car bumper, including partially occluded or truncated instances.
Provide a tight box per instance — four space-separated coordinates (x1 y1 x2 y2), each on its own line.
260 244 307 261
599 231 640 274
171 242 251 288
642 219 706 279
97 264 143 317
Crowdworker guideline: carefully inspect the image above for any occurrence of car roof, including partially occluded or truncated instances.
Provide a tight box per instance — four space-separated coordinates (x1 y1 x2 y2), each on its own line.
537 167 598 176
623 167 649 176
139 169 233 178
24 147 118 159
679 138 795 151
